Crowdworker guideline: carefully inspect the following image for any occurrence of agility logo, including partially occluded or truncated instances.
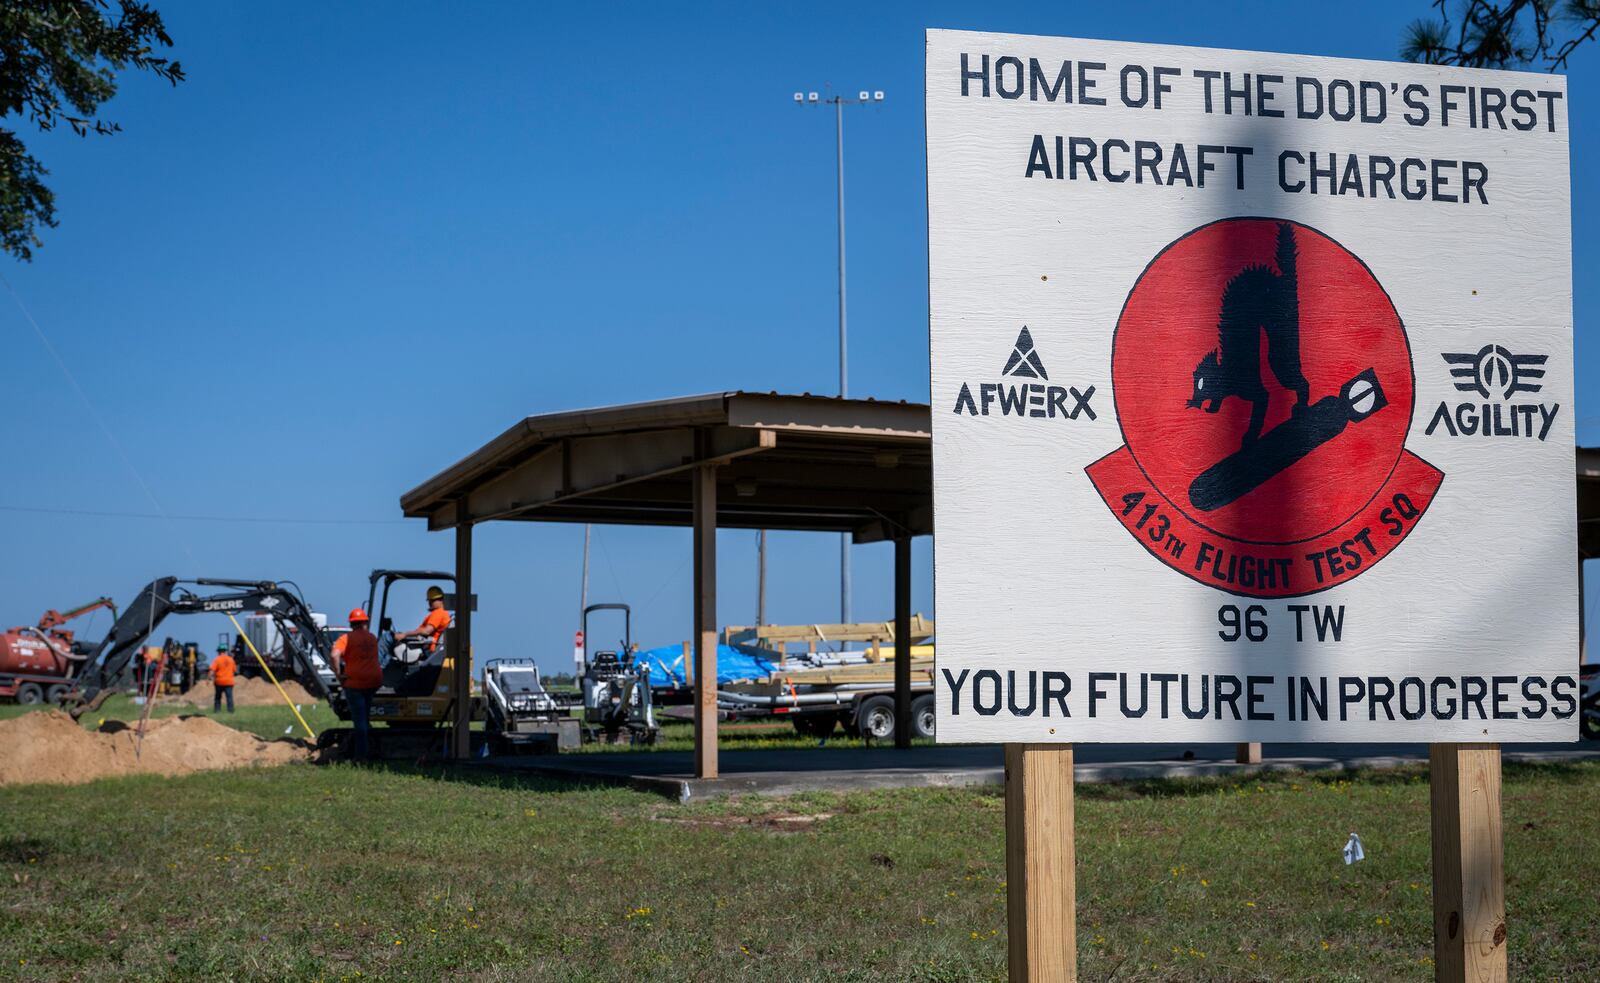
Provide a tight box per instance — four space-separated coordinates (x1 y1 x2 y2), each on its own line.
952 326 1095 420
1086 218 1444 598
1443 345 1545 399
1426 344 1559 441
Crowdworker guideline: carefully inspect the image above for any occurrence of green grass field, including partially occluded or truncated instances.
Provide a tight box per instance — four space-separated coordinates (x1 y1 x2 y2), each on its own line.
2 744 1597 981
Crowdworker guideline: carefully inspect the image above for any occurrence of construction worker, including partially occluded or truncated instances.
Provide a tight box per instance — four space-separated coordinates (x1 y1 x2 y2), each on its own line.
331 608 381 761
394 586 452 653
209 641 237 713
141 646 161 693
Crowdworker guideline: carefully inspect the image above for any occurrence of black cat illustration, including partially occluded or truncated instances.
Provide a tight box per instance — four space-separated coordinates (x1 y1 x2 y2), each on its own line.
1185 222 1311 448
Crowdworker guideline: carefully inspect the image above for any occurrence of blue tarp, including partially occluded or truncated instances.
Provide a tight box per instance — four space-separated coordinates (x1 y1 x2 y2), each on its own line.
633 643 777 689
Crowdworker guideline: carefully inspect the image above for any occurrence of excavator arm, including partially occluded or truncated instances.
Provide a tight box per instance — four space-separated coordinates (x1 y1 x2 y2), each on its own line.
65 578 341 717
37 596 118 632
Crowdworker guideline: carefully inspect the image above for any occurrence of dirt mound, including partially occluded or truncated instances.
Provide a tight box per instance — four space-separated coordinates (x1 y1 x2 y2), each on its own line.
0 710 311 786
176 676 318 708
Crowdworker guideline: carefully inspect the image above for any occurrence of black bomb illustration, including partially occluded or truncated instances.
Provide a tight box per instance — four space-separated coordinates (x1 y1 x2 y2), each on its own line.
1086 217 1443 599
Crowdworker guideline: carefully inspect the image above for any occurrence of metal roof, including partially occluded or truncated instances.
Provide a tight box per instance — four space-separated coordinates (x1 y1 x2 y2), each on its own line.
400 391 932 541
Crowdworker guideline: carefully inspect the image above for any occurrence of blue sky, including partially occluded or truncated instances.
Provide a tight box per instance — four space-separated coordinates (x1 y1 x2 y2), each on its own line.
4 1 1596 664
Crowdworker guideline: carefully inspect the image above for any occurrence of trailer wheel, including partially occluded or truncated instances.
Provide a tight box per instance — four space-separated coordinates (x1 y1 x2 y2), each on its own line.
911 695 936 739
45 684 67 705
16 683 43 705
856 696 896 741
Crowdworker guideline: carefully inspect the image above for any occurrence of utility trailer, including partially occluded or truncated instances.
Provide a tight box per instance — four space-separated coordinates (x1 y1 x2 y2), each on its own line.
719 659 937 741
482 658 579 753
717 617 937 742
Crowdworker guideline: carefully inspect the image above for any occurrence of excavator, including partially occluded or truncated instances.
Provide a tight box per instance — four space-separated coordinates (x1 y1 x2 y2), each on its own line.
64 573 486 759
64 578 340 718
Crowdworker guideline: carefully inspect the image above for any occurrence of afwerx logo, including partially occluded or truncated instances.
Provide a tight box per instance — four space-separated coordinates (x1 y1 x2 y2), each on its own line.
1002 326 1049 379
953 327 1096 420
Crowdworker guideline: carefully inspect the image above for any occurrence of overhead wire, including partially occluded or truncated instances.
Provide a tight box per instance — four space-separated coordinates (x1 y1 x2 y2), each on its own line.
0 503 406 525
0 270 198 566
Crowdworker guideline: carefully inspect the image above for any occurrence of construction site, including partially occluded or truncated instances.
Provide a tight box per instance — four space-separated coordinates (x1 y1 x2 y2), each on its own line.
4 5 1600 982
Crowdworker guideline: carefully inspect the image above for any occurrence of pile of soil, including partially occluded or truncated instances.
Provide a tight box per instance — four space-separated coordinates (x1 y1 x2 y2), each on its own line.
176 676 318 708
0 710 311 786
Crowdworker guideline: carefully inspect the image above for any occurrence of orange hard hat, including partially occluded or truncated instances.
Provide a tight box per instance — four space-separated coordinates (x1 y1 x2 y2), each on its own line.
348 608 370 624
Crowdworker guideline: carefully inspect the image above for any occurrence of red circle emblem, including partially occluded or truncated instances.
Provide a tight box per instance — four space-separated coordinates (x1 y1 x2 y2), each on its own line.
1087 218 1443 598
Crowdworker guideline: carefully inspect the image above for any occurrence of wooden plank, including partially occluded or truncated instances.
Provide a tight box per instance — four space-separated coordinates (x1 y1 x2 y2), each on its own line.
1006 744 1076 983
725 614 936 646
760 660 936 686
692 460 718 780
1431 743 1506 982
450 522 473 760
894 534 912 750
1235 742 1262 764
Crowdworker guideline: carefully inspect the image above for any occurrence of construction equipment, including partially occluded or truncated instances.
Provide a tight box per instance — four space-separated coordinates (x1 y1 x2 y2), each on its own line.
64 578 339 717
361 569 478 727
0 596 118 704
482 658 578 753
156 639 201 695
234 607 330 681
302 568 488 758
579 603 657 743
53 573 500 760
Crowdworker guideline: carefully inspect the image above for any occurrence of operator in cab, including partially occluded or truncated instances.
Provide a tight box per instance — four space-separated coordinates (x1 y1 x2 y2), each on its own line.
393 586 452 653
209 641 237 714
331 607 381 761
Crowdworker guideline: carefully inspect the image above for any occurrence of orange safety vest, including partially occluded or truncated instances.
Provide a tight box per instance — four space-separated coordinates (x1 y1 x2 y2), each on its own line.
339 629 382 690
420 608 452 652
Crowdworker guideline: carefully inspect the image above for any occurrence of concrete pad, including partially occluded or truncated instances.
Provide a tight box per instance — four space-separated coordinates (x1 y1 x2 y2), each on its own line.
468 741 1600 802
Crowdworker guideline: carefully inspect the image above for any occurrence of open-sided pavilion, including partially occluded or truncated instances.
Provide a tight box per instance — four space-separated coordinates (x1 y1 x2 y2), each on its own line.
399 391 933 774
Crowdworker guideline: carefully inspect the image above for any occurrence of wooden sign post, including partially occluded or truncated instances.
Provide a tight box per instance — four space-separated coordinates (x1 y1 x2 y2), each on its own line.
1430 744 1506 980
1005 744 1075 983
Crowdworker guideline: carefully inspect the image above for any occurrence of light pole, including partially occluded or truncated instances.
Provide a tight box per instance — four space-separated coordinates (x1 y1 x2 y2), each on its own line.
794 86 884 629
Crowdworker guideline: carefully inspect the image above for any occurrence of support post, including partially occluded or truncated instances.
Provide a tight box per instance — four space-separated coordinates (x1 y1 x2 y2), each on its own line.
692 459 718 779
893 533 912 750
1235 742 1262 764
451 520 473 760
1430 743 1506 981
1006 744 1076 982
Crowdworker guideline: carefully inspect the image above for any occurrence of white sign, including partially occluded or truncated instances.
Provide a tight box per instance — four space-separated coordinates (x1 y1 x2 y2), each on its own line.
927 30 1576 743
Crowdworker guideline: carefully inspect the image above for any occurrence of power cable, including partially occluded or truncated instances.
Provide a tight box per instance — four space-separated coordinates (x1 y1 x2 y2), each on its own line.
0 503 406 525
0 271 198 565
